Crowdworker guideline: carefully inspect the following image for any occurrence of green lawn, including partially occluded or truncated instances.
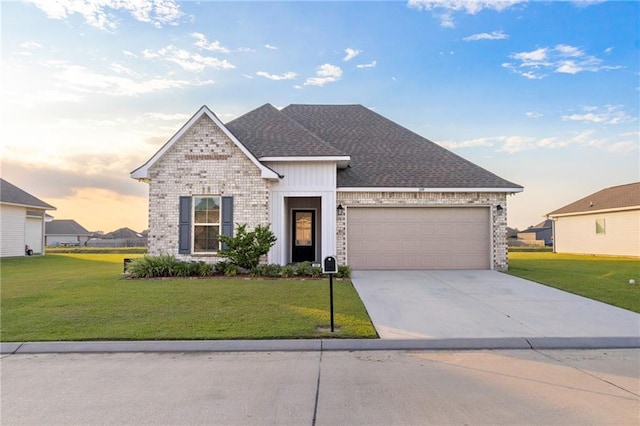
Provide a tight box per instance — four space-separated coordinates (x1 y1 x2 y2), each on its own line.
0 254 377 342
506 252 640 313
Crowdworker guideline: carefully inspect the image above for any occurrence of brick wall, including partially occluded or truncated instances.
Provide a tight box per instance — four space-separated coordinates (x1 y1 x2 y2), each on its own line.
336 191 510 271
146 115 270 262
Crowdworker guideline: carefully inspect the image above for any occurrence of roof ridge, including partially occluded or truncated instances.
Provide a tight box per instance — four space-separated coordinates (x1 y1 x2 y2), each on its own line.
278 105 349 156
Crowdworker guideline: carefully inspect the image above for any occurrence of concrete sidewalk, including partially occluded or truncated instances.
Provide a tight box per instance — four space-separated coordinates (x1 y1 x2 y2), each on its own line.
2 349 639 425
351 270 640 340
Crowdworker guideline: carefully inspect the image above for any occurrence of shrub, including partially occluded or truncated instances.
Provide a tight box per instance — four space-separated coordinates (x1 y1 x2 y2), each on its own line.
336 264 352 279
295 261 313 277
215 260 231 275
310 266 323 278
127 255 184 278
262 263 282 278
281 265 296 278
224 263 238 277
219 224 277 270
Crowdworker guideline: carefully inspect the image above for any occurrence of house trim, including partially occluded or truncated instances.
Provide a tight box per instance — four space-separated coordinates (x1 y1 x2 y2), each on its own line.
130 105 281 181
260 156 350 168
548 205 640 218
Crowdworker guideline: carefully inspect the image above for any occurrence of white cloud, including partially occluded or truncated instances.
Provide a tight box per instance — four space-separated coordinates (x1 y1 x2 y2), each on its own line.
25 0 183 30
525 111 543 118
142 112 191 121
191 33 230 53
265 44 278 50
608 141 639 153
562 105 636 125
344 48 362 61
19 41 42 49
441 129 632 154
256 71 297 81
504 44 622 79
408 0 525 27
303 64 342 87
463 31 508 41
123 50 137 58
43 60 214 97
144 45 235 72
356 61 377 69
604 47 614 54
109 62 139 77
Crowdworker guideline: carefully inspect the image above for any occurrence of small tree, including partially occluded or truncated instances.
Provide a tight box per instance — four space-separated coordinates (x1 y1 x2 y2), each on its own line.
219 224 277 270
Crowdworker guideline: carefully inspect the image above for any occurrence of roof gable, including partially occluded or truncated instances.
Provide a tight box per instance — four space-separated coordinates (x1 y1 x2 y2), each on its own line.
0 178 56 210
45 219 91 235
548 182 640 216
280 104 522 190
131 105 280 181
225 103 348 158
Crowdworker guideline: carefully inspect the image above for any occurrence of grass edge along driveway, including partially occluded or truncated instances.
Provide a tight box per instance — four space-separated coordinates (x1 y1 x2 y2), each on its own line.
0 254 377 342
506 252 639 314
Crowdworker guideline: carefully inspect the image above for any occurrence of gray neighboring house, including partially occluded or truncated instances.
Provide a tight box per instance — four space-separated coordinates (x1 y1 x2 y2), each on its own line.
45 219 92 247
131 104 523 270
517 219 553 246
547 182 640 257
1 178 56 257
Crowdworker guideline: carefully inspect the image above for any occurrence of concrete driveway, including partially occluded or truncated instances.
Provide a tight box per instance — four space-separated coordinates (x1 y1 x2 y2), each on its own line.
351 270 640 340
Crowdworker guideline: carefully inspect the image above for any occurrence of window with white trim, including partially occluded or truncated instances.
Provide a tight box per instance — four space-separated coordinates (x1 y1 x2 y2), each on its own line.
193 196 221 252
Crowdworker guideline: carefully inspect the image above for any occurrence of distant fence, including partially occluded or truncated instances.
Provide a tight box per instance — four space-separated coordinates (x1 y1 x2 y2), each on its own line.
508 239 546 247
86 238 147 248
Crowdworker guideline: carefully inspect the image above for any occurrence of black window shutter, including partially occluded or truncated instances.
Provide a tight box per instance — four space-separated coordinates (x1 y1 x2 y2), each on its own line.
221 196 234 250
178 196 191 254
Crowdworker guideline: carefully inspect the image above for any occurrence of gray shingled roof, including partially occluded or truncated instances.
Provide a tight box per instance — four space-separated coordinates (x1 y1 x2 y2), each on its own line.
225 104 347 158
226 104 521 189
0 178 55 210
45 220 91 236
281 104 521 188
547 182 640 216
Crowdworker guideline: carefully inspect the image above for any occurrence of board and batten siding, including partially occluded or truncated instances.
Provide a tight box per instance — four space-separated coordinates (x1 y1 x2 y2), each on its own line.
553 209 640 257
1 205 26 257
266 161 337 265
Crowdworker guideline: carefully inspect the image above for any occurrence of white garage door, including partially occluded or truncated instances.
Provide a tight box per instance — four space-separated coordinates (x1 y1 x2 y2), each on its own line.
25 217 43 254
347 207 490 270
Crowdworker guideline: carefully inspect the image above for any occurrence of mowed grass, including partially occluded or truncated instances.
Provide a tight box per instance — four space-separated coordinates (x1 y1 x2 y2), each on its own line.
0 254 377 342
507 252 640 313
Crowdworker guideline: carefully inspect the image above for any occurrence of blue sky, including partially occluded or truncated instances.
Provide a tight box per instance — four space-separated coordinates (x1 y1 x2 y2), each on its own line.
1 0 638 232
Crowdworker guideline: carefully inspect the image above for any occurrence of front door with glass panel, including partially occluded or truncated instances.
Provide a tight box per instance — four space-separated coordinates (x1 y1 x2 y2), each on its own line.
292 210 315 262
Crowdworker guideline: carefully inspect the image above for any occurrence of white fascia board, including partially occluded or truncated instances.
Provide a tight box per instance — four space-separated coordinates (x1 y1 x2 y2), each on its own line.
130 105 280 181
548 205 640 218
1 201 56 211
337 187 524 193
260 156 351 169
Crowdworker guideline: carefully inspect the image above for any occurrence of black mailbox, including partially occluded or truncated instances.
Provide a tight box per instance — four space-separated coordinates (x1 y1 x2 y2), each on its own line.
323 256 338 274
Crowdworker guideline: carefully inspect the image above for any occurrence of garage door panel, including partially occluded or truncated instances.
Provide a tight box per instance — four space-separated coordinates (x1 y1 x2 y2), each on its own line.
347 207 490 270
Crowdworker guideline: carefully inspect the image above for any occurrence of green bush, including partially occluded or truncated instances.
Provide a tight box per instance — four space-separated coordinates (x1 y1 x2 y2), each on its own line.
311 266 323 278
127 255 184 278
219 224 277 270
281 265 296 278
336 264 352 278
295 261 313 276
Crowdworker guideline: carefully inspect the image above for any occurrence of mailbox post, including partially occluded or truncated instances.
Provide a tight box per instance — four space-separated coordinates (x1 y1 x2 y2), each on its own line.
323 256 338 332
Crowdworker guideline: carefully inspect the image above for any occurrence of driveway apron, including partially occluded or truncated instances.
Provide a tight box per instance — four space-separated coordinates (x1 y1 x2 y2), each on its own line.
351 270 640 339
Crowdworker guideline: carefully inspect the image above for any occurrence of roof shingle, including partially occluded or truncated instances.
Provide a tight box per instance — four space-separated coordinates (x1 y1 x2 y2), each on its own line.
0 178 55 210
547 182 640 216
45 219 91 235
226 103 520 189
225 103 347 158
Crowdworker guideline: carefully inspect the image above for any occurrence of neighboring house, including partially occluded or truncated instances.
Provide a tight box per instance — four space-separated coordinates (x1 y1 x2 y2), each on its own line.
517 219 553 246
547 182 640 257
86 227 147 248
1 178 56 257
45 219 92 247
131 104 523 270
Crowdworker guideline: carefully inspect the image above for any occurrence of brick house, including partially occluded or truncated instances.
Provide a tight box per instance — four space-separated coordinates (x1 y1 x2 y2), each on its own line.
131 104 523 270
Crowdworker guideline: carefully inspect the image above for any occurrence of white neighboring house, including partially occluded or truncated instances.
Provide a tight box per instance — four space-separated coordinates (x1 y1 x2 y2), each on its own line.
547 182 640 257
45 220 92 247
1 178 56 257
